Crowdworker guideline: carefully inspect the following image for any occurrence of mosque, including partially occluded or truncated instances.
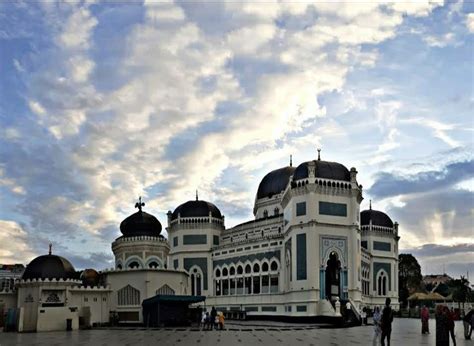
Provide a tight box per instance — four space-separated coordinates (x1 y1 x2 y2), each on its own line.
2 152 400 332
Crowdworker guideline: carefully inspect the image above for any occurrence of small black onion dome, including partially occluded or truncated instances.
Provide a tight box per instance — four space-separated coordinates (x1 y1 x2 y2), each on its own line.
361 209 394 228
120 211 162 237
171 200 222 220
22 254 77 281
256 166 296 199
293 160 351 181
80 268 100 287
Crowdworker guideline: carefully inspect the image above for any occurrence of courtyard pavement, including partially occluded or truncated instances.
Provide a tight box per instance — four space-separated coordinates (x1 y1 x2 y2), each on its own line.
0 318 471 345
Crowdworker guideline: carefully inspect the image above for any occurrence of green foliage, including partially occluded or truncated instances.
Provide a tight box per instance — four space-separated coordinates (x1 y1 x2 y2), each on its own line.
448 276 471 303
398 254 423 306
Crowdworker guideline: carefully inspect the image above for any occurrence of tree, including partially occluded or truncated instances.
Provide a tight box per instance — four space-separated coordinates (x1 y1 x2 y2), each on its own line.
448 276 471 310
398 254 423 307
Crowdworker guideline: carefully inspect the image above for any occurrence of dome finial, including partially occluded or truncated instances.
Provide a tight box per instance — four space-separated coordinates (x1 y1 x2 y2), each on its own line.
48 243 52 255
196 190 198 201
135 196 145 212
290 155 293 167
369 199 372 210
317 148 321 161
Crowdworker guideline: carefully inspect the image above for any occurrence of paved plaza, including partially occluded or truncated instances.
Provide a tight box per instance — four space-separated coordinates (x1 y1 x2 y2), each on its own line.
0 319 471 345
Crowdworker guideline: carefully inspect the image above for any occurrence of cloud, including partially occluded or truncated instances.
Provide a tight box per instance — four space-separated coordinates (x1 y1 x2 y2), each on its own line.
0 1 454 266
403 243 474 257
369 160 474 199
466 13 474 33
401 243 474 278
0 220 36 263
423 32 457 48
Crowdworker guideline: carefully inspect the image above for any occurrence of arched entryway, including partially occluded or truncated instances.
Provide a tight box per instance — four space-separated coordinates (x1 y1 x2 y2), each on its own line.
325 251 341 300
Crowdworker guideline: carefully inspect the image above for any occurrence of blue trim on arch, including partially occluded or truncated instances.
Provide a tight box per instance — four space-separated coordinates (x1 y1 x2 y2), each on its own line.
320 269 325 299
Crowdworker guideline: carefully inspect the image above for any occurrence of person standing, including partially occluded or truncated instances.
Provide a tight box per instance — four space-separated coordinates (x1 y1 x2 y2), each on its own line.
211 306 217 330
372 306 382 346
436 305 450 346
421 305 430 334
362 307 367 325
446 306 456 346
218 312 225 330
381 298 393 346
200 310 206 329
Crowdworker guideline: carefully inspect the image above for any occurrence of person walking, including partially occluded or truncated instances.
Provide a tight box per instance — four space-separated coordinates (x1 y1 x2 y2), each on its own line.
421 305 430 334
372 306 382 346
381 298 393 346
436 305 450 346
211 306 217 330
463 308 473 340
446 306 456 346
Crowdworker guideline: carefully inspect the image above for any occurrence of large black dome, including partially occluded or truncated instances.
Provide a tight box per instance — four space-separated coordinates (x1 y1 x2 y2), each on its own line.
171 200 222 220
22 254 77 281
293 160 350 181
256 166 296 199
361 209 393 228
120 211 162 237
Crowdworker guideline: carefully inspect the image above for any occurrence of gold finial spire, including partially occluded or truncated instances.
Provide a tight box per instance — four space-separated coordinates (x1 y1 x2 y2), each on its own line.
290 155 293 167
369 199 372 210
317 148 321 161
196 190 198 201
135 196 145 212
48 243 52 255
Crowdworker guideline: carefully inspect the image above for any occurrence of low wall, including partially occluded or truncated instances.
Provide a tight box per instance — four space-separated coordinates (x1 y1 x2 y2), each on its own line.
36 307 79 332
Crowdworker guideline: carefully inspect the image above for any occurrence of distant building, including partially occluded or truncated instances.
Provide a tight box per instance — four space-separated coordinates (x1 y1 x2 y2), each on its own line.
423 274 452 287
0 264 25 320
0 264 25 292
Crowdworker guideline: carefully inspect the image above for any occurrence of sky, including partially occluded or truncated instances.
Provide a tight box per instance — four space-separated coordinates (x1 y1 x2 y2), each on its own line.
0 1 472 279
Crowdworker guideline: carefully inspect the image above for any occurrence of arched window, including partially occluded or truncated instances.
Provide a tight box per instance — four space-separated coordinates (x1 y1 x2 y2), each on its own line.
377 271 387 296
245 264 251 274
190 267 203 296
117 264 122 270
230 266 235 276
156 284 175 295
263 210 268 218
262 262 269 272
215 268 221 278
148 261 159 269
274 207 279 216
271 261 278 271
118 285 140 306
237 265 243 275
253 263 260 273
223 268 228 276
128 261 140 269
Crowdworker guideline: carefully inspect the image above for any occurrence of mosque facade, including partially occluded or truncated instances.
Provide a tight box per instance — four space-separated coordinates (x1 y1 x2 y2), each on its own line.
3 154 400 331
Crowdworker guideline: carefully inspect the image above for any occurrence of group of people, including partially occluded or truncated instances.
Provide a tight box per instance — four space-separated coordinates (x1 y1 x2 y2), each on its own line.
372 298 394 346
421 304 474 345
200 307 225 330
433 305 457 345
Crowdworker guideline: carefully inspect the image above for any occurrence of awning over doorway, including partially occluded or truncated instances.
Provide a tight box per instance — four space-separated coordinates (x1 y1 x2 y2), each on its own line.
142 295 205 327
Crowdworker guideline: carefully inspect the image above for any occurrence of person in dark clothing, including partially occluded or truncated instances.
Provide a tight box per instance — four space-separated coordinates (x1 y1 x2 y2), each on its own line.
436 305 450 346
381 298 393 346
463 308 473 340
446 307 456 345
211 307 217 330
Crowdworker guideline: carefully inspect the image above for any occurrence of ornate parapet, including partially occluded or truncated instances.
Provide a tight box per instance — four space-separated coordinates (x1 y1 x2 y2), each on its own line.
16 278 82 287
